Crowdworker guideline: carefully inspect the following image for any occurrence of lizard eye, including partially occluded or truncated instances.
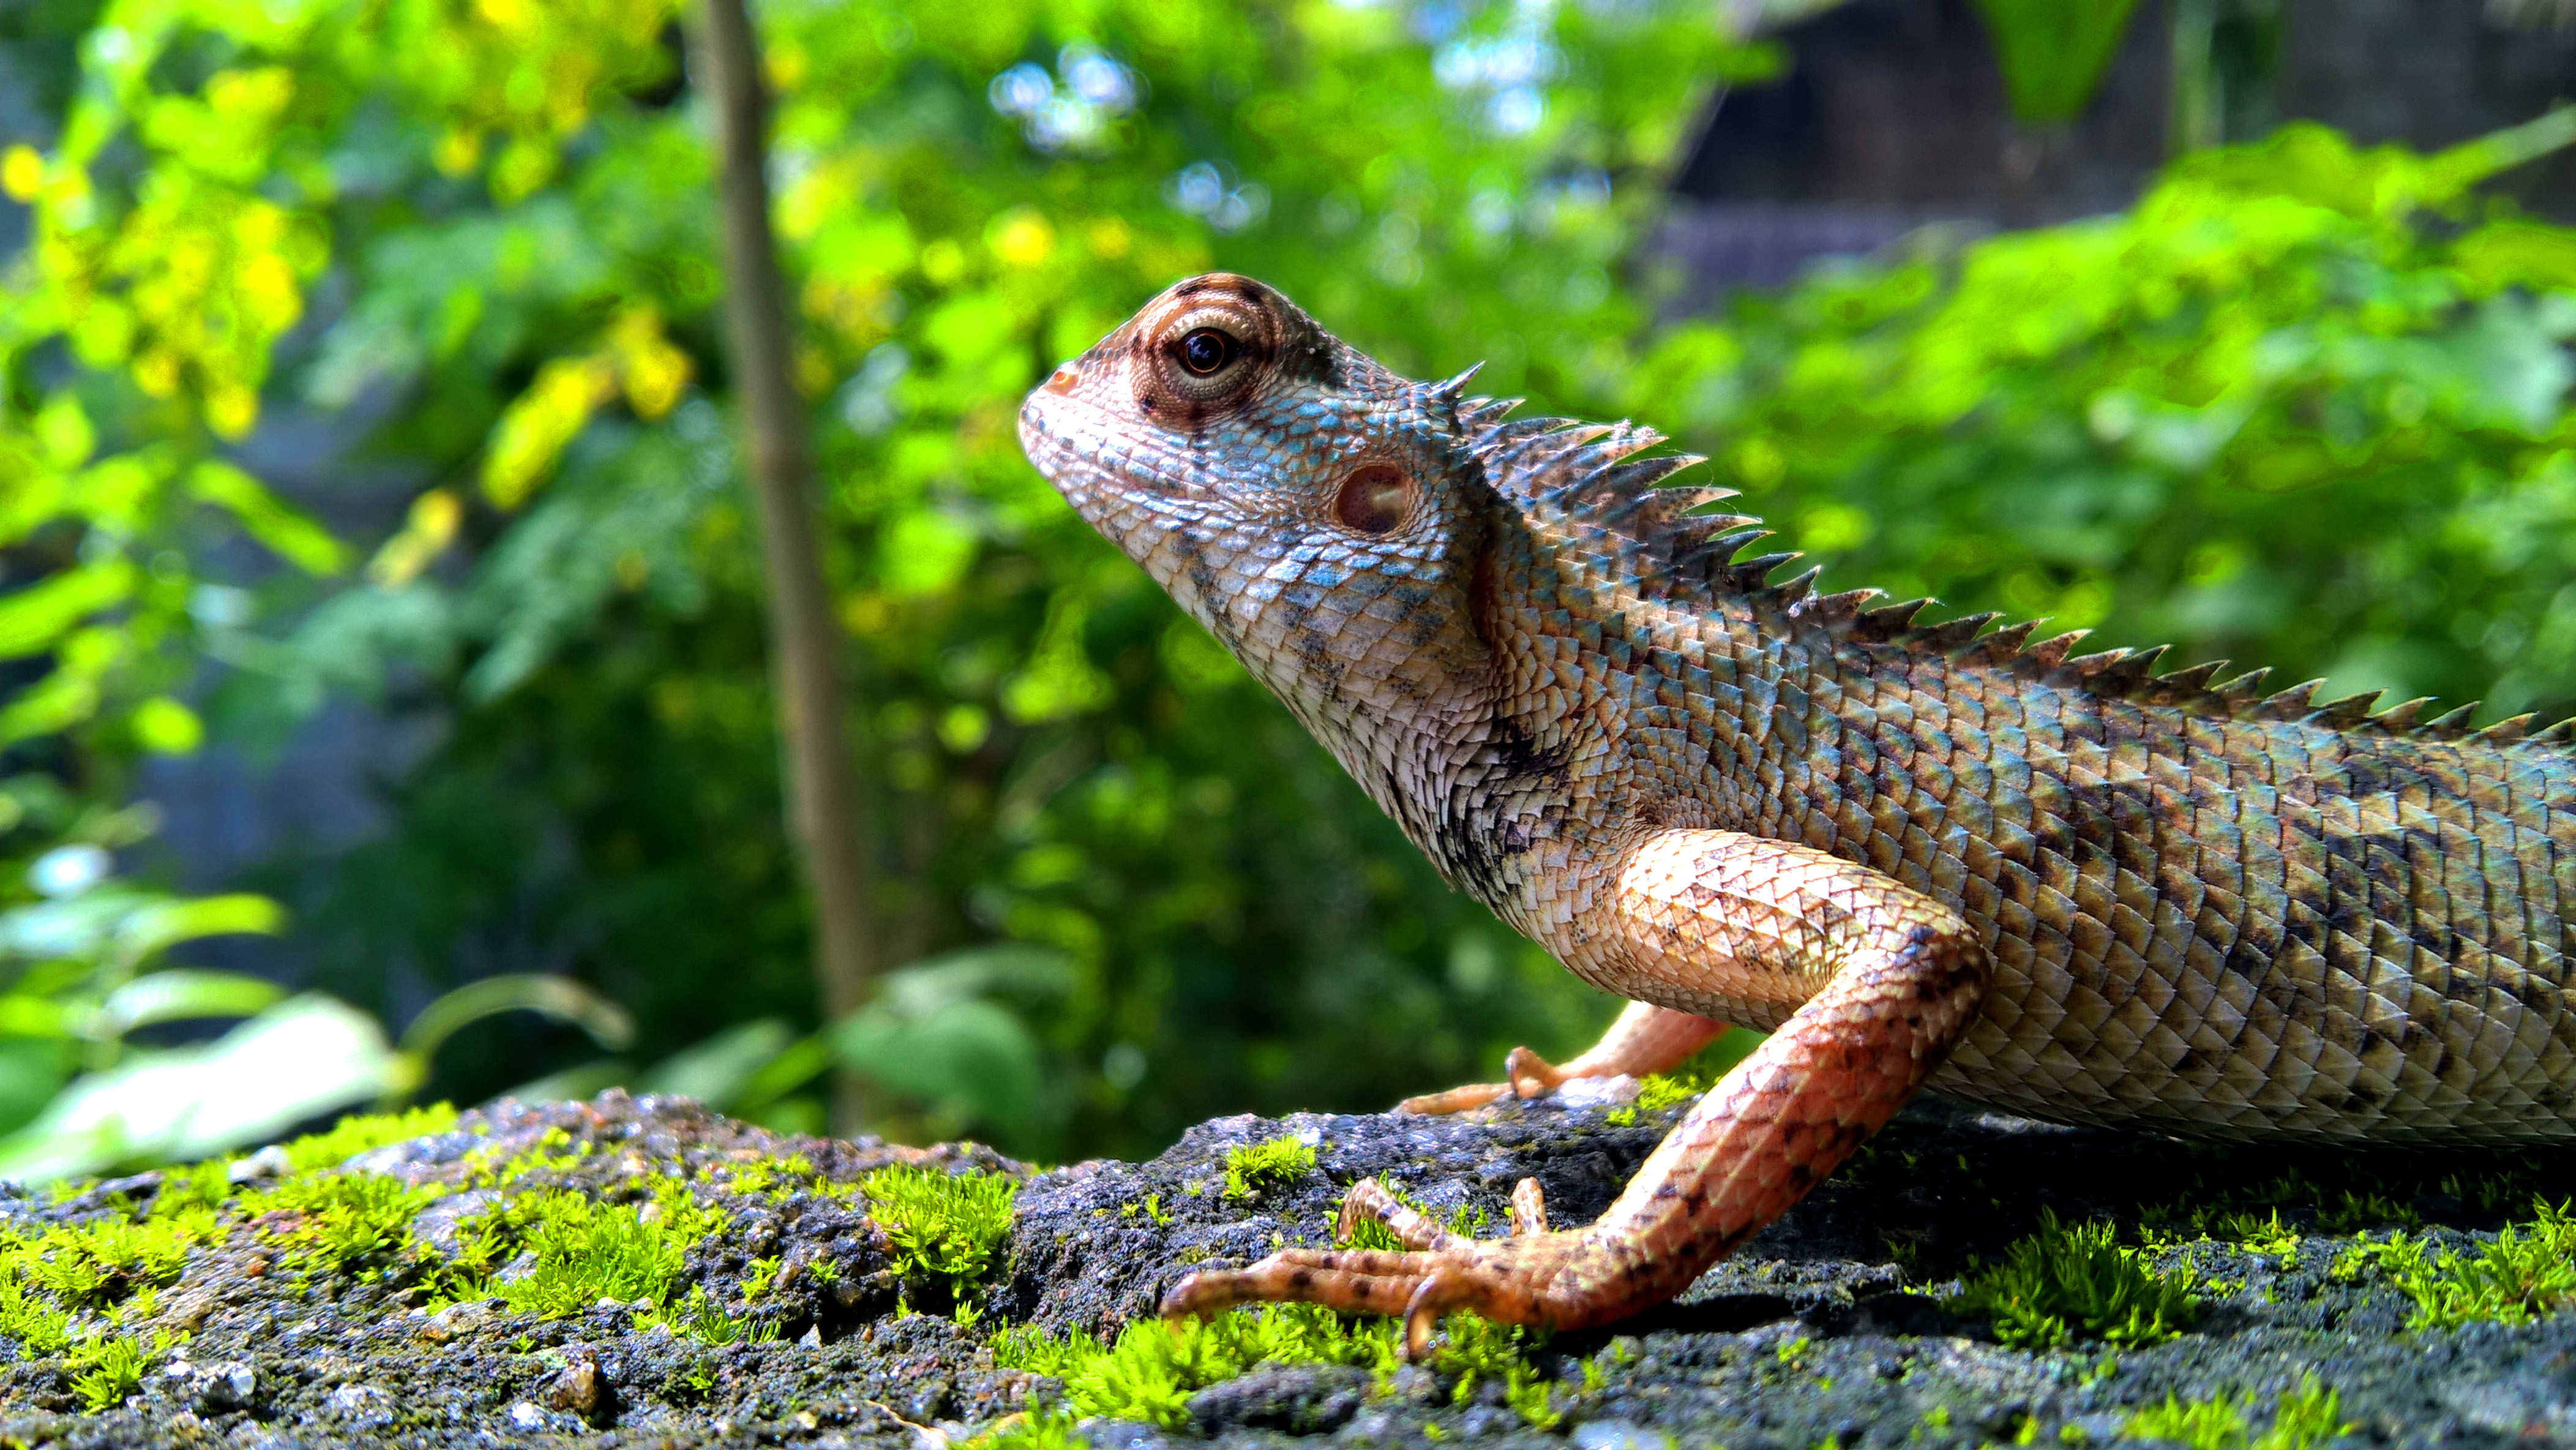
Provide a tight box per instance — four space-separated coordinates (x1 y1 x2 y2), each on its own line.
1135 279 1279 419
1178 328 1239 377
1333 464 1417 535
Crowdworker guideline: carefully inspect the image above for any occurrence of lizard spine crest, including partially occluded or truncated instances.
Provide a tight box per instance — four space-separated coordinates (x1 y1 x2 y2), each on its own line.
1458 392 2574 753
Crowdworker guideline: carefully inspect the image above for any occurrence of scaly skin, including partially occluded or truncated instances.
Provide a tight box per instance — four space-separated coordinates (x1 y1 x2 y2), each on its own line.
1018 273 2576 1353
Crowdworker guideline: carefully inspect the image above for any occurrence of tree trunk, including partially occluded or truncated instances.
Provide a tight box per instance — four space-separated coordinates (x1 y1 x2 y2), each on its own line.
695 0 878 1134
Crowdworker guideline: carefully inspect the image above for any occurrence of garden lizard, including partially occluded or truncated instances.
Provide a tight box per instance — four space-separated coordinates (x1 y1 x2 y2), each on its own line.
1017 274 2576 1355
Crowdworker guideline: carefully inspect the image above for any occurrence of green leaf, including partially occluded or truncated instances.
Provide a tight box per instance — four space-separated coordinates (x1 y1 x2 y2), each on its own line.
633 1018 798 1111
110 894 286 963
88 970 288 1041
189 460 348 576
394 972 635 1080
830 997 1044 1140
0 994 398 1181
0 560 133 660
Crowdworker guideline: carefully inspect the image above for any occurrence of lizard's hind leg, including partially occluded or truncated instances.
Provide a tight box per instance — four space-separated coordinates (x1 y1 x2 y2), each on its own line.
1164 830 1991 1356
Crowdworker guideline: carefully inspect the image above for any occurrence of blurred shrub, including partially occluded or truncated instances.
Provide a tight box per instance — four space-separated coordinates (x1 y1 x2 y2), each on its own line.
1634 113 2576 722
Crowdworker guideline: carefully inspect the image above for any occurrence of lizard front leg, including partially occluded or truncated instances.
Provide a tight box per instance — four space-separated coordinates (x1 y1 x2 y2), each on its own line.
1398 1001 1729 1114
1163 830 1991 1354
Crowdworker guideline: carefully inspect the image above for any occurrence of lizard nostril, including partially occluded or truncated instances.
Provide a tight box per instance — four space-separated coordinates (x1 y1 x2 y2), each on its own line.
1043 365 1082 395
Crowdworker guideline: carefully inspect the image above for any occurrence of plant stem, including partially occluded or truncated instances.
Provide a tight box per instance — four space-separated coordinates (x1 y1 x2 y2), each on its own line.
695 0 877 1133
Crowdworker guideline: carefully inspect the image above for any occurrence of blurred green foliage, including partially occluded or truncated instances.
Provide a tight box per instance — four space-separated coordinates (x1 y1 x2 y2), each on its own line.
1634 111 2576 723
0 0 2573 1170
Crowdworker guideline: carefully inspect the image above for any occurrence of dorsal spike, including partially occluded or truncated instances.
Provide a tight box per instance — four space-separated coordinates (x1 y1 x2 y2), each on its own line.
2417 702 2480 737
1704 528 1773 564
2090 646 2165 688
1853 598 1933 642
1907 611 2000 655
1792 587 1882 626
1957 618 2040 666
2477 712 2536 744
1724 551 1800 588
2021 630 2092 672
1673 513 1762 543
1431 361 1485 399
2214 667 2273 704
2314 690 2381 726
2258 680 2324 717
2146 659 2225 701
1587 456 1705 513
2370 696 2435 732
2531 716 2576 747
1767 566 1821 608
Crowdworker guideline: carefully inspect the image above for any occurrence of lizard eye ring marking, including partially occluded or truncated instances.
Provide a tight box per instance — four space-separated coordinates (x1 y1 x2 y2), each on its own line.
1135 281 1281 421
1333 463 1418 535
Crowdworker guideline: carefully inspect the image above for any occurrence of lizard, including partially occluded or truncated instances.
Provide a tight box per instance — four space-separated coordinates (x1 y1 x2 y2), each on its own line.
1016 272 2576 1358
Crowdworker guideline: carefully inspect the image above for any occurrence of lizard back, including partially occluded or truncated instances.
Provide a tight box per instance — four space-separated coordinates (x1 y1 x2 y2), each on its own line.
1477 388 2576 1144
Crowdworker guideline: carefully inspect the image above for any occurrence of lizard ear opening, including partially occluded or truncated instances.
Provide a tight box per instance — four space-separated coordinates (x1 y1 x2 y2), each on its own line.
1333 464 1418 535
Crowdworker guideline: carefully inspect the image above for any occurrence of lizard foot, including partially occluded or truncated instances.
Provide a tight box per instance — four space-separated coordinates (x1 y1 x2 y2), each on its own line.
1397 1005 1729 1115
1395 1046 1569 1114
1162 1173 1655 1358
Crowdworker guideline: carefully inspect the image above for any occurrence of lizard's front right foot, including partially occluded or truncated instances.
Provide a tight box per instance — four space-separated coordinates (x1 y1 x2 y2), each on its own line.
1161 1174 1670 1358
1396 1046 1571 1114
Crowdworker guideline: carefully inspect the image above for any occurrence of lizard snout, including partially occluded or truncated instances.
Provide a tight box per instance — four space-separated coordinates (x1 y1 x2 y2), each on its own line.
1042 362 1082 395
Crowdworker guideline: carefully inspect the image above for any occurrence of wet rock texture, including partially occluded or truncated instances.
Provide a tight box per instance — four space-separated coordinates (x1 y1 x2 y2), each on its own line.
6 1087 2576 1447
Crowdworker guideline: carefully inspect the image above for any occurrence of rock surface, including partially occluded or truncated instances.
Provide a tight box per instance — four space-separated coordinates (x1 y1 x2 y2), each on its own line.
0 1086 2571 1446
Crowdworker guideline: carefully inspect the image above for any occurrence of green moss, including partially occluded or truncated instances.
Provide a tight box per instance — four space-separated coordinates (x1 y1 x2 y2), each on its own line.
1120 1193 1174 1226
444 1176 724 1318
66 1329 167 1411
0 1273 71 1354
645 1284 776 1345
149 1160 234 1220
1955 1211 2198 1349
455 1123 594 1189
2337 1198 2576 1329
9 1215 211 1309
972 1406 1085 1450
994 1304 1559 1430
721 1152 862 1207
277 1104 462 1174
862 1165 1019 1297
994 1304 1398 1426
740 1253 784 1301
240 1170 443 1277
1222 1138 1318 1201
1604 1073 1705 1127
2124 1376 2346 1450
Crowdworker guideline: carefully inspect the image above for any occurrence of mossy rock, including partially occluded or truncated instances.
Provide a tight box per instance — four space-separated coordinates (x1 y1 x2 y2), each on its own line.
0 1088 2574 1445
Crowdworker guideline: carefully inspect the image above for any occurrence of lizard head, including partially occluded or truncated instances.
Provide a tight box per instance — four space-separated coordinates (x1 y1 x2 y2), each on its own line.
1018 273 1498 745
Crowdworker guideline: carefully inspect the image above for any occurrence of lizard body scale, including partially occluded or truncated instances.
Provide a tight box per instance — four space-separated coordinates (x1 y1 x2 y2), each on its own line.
1017 273 2576 1350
